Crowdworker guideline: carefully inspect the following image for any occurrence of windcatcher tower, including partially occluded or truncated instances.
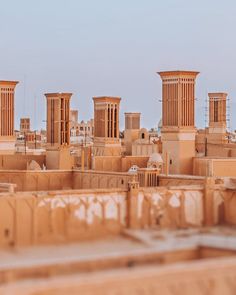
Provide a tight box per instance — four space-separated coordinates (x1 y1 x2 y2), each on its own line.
125 112 141 130
20 118 30 133
158 70 199 174
0 80 19 151
93 96 121 156
70 110 79 128
45 93 72 147
208 93 227 133
206 92 228 146
45 92 73 169
124 112 141 155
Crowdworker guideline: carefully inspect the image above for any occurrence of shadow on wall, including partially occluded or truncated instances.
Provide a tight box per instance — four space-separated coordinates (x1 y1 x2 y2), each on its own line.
1 184 235 247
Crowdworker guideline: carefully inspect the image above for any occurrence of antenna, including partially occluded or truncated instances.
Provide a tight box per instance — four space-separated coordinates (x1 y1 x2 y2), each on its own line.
226 96 230 132
23 74 26 116
204 90 209 157
34 94 37 131
204 91 209 130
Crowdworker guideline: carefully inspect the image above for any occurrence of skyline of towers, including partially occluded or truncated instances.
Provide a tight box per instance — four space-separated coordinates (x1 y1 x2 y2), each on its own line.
0 72 232 174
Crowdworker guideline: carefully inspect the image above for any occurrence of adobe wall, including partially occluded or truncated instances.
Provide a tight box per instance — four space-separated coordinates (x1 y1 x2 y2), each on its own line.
206 143 231 157
73 170 132 190
211 188 236 225
193 158 210 176
1 182 236 248
93 156 122 171
0 169 206 193
212 159 236 177
0 185 206 247
196 137 236 158
121 156 149 172
0 154 45 170
131 143 158 157
0 189 128 247
46 149 76 170
4 257 236 295
92 156 149 172
162 133 195 175
0 170 133 192
0 171 73 191
134 186 204 228
193 157 236 177
159 175 205 186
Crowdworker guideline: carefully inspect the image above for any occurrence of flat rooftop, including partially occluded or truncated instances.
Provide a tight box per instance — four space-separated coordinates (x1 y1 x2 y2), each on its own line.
1 227 236 294
1 227 236 273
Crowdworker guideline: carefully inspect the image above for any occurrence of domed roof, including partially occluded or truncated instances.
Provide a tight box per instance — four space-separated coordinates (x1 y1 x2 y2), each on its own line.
148 153 163 163
27 160 42 170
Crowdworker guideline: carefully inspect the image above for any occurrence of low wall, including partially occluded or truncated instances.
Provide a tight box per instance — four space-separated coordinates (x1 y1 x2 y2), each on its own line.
121 156 149 172
0 170 133 192
159 174 205 186
0 189 127 247
0 170 207 192
1 175 236 247
136 186 204 228
4 257 236 295
0 154 45 170
0 170 73 191
193 157 236 177
0 185 207 247
73 170 132 190
93 156 149 172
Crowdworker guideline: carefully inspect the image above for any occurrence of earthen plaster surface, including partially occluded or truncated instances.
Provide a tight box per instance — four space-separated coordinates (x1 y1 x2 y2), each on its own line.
1 227 236 271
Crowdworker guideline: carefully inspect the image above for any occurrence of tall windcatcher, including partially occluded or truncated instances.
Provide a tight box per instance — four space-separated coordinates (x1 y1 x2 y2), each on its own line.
93 96 121 156
208 92 227 133
45 92 72 147
158 70 199 174
0 80 18 151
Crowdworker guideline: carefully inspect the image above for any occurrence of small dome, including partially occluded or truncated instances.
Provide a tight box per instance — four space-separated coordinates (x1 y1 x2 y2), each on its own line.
148 153 163 163
27 160 42 170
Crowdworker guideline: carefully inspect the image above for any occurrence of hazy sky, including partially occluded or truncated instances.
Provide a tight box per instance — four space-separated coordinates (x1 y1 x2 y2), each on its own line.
0 0 236 130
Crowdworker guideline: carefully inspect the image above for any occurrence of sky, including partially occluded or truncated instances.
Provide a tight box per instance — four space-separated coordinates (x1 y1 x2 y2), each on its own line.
0 0 236 131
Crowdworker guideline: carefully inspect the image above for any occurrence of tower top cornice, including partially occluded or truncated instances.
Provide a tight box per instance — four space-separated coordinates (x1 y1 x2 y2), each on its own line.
157 70 199 78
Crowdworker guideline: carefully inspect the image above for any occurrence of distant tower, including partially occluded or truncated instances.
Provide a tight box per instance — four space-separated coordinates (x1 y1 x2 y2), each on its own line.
45 93 72 147
125 113 141 130
158 70 199 175
208 93 227 132
20 118 30 133
124 113 141 155
93 96 121 156
0 80 18 136
70 110 79 128
0 80 19 150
